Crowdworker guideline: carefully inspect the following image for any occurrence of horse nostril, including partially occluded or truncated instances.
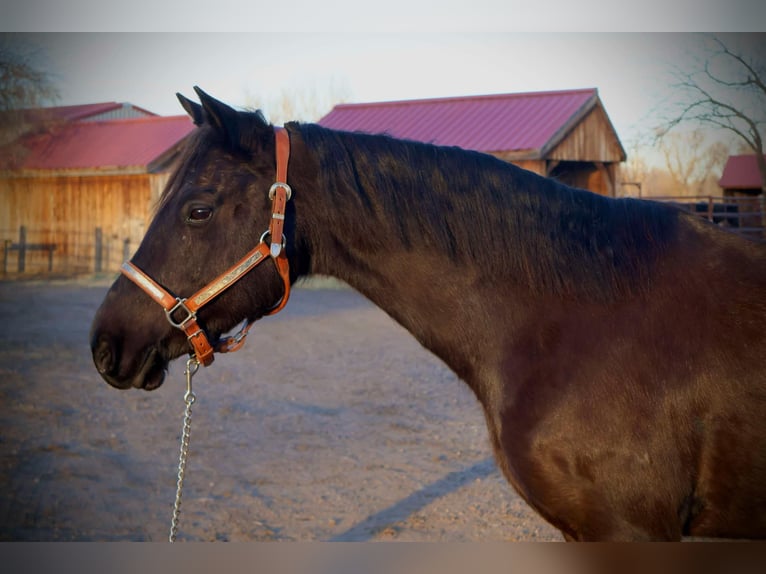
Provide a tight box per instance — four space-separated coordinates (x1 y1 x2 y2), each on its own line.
93 336 116 376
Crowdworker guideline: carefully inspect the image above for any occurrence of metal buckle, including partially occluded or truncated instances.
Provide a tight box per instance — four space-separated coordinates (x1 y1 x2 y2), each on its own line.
268 182 292 201
165 297 196 329
229 321 250 345
259 230 287 257
215 320 251 353
259 230 287 245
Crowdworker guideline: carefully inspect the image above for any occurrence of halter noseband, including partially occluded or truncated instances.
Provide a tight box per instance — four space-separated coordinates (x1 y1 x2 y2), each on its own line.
120 127 292 367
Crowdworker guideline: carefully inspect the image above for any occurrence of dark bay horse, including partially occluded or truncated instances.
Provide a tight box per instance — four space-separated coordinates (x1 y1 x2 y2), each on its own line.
90 88 766 541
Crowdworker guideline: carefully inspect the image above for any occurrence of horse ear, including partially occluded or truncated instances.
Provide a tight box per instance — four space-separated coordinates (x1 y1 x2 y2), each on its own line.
192 86 270 151
176 92 204 125
194 86 237 141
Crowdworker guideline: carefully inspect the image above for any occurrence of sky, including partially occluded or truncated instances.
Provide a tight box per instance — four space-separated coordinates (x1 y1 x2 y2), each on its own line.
2 0 764 33
2 2 765 164
2 35 742 141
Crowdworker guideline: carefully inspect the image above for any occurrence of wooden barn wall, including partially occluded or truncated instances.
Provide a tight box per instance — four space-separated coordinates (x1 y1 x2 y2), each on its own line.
507 159 546 176
547 106 624 163
548 161 618 196
488 157 617 196
0 172 169 273
489 155 547 176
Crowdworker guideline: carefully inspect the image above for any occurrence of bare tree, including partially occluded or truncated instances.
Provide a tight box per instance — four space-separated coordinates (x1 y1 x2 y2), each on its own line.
663 34 766 193
659 129 729 196
245 79 351 125
660 131 701 196
618 139 651 197
0 37 59 146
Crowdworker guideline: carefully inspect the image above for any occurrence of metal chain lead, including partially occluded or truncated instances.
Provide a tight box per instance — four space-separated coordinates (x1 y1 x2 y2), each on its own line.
169 356 199 542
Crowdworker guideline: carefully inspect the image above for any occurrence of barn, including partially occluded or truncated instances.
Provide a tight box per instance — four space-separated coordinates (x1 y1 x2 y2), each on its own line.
0 105 194 275
318 88 626 196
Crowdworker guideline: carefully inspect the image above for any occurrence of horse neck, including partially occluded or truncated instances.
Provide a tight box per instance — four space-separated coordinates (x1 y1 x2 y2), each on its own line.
289 126 537 386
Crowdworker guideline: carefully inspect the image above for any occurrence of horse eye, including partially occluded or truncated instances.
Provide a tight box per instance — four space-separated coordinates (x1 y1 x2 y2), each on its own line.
187 206 213 223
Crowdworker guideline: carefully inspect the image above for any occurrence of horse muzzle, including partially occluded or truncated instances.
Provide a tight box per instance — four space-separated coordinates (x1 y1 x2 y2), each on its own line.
91 335 168 391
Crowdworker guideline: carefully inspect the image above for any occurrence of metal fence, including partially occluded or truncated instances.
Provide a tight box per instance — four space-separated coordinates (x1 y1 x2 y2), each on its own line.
1 226 133 278
650 195 765 242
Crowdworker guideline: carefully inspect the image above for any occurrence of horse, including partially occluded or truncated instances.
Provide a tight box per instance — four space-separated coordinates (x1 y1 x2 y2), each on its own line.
90 87 766 541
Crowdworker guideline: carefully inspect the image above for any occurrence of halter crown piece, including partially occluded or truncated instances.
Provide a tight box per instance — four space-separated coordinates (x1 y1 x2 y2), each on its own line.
120 127 292 367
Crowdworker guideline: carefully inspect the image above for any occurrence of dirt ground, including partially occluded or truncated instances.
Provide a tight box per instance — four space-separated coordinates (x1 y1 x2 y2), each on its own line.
0 276 561 542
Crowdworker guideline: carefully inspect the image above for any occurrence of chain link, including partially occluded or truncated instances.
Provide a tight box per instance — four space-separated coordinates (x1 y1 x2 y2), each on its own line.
169 356 199 543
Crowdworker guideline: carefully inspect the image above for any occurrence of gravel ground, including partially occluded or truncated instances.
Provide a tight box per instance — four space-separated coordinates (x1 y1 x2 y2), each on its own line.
0 276 561 542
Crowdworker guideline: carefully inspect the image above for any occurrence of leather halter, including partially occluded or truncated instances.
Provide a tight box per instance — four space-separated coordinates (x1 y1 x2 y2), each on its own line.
120 127 292 367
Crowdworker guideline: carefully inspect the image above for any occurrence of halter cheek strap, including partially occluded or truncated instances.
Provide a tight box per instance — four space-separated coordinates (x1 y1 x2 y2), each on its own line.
120 127 292 367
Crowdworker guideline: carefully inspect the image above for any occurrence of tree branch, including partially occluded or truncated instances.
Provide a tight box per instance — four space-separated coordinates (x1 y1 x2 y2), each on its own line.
708 35 766 96
668 70 763 154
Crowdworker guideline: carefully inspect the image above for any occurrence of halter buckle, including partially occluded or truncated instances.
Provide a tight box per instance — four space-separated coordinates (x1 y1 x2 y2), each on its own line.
165 298 196 329
269 182 292 202
259 230 287 258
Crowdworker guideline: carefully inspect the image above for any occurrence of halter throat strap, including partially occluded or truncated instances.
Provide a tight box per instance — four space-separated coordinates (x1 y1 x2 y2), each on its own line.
120 126 292 367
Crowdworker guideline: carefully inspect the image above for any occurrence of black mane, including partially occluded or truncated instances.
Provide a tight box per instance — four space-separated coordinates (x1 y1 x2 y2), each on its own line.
298 123 681 301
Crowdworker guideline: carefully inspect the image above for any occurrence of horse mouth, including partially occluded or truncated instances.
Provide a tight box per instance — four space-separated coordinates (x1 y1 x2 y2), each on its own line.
135 348 168 390
97 346 168 391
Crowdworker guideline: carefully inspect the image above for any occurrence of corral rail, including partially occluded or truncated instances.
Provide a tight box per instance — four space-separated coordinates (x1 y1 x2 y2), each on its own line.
649 195 765 242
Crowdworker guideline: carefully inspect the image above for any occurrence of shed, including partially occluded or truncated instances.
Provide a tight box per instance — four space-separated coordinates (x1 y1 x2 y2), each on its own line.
719 154 766 195
0 109 194 275
718 154 766 239
318 88 626 196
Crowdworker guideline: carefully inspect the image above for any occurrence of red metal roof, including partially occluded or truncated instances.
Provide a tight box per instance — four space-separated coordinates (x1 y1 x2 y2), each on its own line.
41 102 125 122
13 102 156 125
7 115 195 171
318 88 599 154
719 155 765 190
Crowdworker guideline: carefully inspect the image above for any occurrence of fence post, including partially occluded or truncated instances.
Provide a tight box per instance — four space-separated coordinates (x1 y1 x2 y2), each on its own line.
123 238 130 264
95 227 103 273
2 239 10 275
105 235 111 272
18 226 26 273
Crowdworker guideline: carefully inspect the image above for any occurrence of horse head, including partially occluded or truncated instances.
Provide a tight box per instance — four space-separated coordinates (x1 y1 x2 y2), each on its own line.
90 88 292 390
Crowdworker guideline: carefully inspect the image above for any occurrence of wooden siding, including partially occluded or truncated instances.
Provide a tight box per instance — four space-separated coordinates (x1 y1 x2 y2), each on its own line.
0 172 166 271
487 157 617 196
513 159 545 176
549 161 618 196
499 158 547 176
546 105 625 163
